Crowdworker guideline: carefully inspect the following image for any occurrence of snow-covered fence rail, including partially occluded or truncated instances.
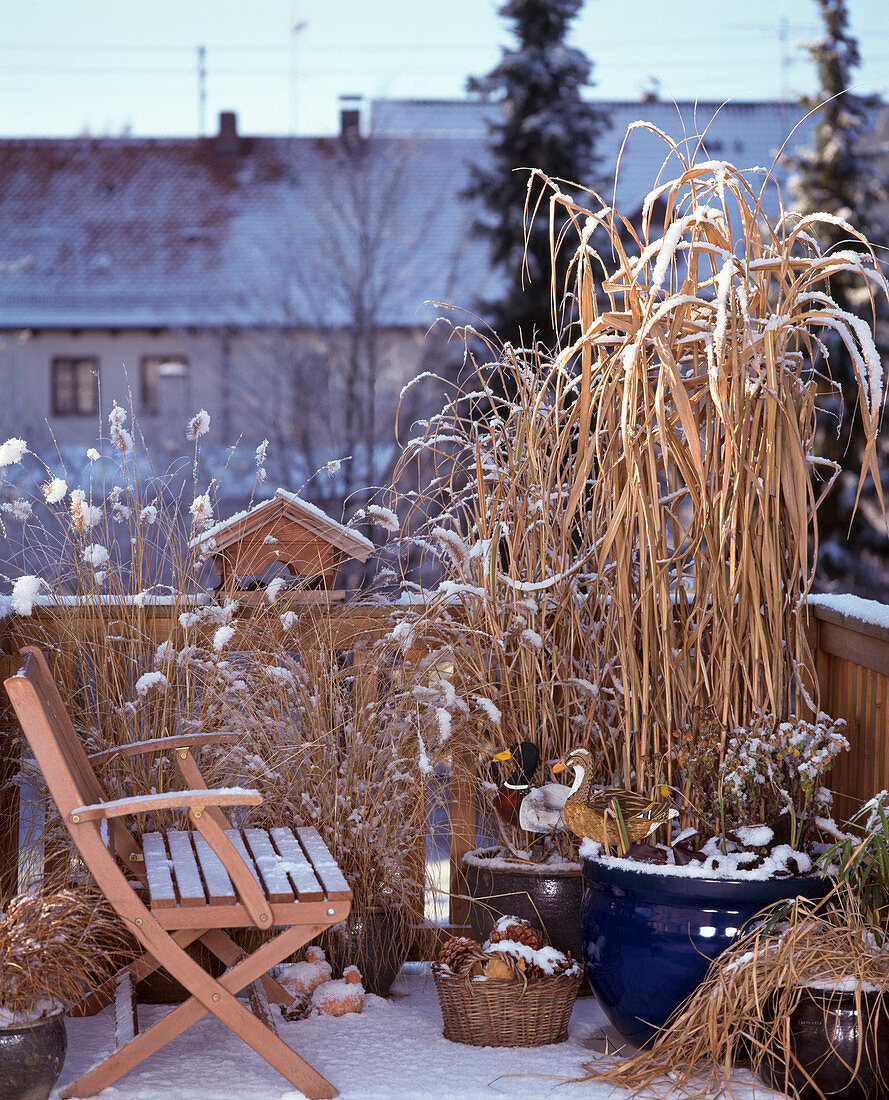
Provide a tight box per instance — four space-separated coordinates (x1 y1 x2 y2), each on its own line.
808 596 889 820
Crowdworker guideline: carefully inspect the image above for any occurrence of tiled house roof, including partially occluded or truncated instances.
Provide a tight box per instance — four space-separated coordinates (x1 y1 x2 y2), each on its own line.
0 127 496 330
0 99 827 332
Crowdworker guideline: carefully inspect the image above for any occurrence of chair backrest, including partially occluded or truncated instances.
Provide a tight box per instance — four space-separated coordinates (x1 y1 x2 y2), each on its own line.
5 645 141 865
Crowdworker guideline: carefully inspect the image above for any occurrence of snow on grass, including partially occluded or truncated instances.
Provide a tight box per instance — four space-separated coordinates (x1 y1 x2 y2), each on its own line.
0 437 27 467
11 575 43 615
187 409 211 440
43 477 67 504
82 544 109 568
135 671 167 697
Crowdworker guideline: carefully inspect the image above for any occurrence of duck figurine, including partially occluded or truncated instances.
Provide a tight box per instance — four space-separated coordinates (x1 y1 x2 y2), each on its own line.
518 781 572 833
552 747 678 851
488 741 539 828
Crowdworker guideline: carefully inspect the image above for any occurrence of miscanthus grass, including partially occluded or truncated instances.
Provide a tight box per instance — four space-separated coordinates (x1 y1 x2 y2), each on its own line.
524 129 887 833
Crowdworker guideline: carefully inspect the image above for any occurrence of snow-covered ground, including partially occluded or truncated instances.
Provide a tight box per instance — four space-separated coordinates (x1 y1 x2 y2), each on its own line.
53 963 778 1099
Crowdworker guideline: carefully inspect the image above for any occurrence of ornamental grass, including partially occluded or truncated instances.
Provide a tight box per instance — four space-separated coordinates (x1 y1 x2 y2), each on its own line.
530 126 888 832
0 882 131 1023
581 886 889 1099
1 403 439 964
388 340 618 856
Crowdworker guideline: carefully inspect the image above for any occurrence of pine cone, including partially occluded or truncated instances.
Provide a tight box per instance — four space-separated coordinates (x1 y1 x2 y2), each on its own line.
437 935 484 974
484 915 543 951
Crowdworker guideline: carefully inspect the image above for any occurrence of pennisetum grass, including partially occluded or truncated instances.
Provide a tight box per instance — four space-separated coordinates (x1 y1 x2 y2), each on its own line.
2 401 439 964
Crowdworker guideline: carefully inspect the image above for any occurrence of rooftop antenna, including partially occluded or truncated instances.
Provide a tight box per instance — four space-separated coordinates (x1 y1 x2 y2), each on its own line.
779 17 790 100
197 45 207 135
290 10 308 134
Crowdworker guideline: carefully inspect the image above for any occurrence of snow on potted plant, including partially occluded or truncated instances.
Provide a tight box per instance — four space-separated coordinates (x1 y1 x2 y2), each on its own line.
386 341 618 958
0 888 128 1100
524 128 889 1046
580 794 889 1100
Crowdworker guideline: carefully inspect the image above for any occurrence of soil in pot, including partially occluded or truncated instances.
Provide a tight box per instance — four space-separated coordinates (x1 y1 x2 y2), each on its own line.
761 987 889 1100
326 907 411 997
463 847 584 963
0 1013 67 1100
581 856 831 1048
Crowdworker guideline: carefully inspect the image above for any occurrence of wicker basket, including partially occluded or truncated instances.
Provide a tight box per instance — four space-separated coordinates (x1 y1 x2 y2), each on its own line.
432 964 583 1047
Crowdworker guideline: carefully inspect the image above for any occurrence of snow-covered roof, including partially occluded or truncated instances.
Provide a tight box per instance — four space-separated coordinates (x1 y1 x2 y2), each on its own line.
0 125 498 331
372 98 820 215
0 98 856 332
191 488 374 563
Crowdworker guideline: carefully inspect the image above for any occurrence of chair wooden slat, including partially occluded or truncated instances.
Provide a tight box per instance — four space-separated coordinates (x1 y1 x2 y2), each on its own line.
166 831 207 907
192 832 237 905
270 827 324 900
224 829 263 888
296 826 352 899
141 832 177 909
242 828 296 904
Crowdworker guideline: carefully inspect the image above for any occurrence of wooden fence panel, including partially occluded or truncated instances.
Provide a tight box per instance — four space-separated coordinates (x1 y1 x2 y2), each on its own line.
810 603 889 820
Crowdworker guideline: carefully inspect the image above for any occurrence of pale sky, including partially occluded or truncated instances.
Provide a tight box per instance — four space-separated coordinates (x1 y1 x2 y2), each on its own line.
0 0 887 138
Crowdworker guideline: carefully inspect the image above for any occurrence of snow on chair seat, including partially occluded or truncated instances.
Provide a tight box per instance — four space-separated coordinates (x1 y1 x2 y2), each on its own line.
142 825 347 924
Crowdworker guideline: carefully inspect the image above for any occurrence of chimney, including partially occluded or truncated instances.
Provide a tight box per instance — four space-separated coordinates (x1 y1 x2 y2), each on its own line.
215 111 241 156
338 95 363 140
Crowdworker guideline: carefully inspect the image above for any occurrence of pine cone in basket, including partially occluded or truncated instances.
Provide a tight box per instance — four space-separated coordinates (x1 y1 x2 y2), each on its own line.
437 935 485 975
484 915 543 951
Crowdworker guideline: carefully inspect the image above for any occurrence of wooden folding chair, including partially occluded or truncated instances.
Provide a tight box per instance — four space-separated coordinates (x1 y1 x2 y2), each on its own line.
5 645 352 1099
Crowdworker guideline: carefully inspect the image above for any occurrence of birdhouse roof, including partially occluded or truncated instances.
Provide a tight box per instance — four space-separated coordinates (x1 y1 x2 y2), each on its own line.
189 488 374 564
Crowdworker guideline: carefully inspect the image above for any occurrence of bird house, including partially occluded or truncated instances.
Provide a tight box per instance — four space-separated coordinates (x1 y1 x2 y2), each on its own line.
191 489 374 603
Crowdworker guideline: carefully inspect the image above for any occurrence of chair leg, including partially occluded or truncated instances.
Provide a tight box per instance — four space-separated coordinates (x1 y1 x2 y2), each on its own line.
62 923 336 1100
114 972 138 1048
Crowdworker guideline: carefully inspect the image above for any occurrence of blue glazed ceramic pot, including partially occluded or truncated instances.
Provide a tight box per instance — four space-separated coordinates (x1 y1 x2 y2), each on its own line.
581 857 830 1048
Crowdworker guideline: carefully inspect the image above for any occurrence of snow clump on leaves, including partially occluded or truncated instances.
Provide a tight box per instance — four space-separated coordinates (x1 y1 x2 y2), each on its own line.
186 410 211 441
0 438 27 468
11 575 44 616
135 671 167 697
43 478 67 504
108 404 134 455
82 544 109 569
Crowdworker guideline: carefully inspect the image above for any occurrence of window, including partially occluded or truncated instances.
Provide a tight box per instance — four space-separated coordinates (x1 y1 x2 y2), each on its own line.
141 356 189 416
52 357 99 416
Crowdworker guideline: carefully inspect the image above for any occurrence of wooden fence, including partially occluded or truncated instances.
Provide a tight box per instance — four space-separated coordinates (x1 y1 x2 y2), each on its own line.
1 598 888 918
808 599 889 820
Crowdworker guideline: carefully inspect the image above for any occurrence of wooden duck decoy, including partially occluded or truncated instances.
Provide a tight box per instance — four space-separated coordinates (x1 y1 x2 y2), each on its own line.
552 748 678 850
518 781 571 833
489 741 539 828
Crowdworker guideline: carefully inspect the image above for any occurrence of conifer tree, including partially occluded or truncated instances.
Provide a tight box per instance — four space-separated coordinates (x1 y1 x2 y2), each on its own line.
465 0 607 351
791 0 889 558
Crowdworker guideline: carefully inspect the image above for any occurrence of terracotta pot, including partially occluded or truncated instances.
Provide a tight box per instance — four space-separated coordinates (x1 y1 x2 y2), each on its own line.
463 846 584 963
762 987 889 1099
0 1013 67 1100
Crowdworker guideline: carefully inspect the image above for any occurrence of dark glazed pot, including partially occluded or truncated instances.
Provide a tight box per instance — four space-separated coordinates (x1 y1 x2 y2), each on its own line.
0 1013 67 1100
581 856 830 1048
762 988 889 1100
327 906 410 997
463 847 584 962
